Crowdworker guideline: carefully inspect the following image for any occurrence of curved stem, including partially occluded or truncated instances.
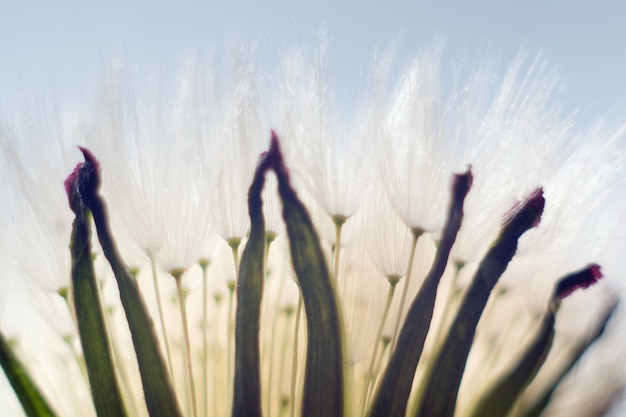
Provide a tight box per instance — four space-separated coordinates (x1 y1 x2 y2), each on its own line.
103 302 142 417
389 229 423 355
226 236 241 414
361 276 399 415
411 261 463 410
289 296 303 417
212 293 223 417
226 279 236 413
278 305 295 415
369 335 392 412
171 270 198 417
199 259 211 417
148 251 176 390
58 292 89 386
332 215 347 282
267 270 286 417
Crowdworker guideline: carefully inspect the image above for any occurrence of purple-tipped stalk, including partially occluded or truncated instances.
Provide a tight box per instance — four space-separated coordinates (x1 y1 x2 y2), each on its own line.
502 187 545 230
65 147 183 417
264 131 344 417
369 167 473 417
415 187 545 417
64 146 101 212
554 264 603 302
467 264 606 417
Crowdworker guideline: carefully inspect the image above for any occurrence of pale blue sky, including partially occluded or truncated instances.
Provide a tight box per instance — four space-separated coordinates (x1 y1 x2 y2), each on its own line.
2 0 625 121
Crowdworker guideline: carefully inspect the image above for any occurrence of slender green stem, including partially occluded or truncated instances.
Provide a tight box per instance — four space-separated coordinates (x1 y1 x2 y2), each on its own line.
332 215 347 282
361 276 399 415
280 396 290 417
103 303 142 417
267 272 286 417
226 236 241 410
198 259 211 417
477 287 514 377
148 251 176 389
265 231 276 266
226 279 236 411
278 305 295 416
289 296 303 417
129 267 140 281
212 293 223 417
372 336 392 390
58 292 89 386
228 238 242 276
263 233 277 417
61 334 88 387
388 229 422 355
171 269 198 417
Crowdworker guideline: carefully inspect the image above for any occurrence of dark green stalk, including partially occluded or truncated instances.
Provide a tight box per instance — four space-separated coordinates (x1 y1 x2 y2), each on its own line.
69 147 182 417
519 297 619 417
289 296 303 417
468 265 607 417
267 132 345 417
231 146 268 417
69 203 128 417
368 169 472 417
0 332 59 417
415 188 545 417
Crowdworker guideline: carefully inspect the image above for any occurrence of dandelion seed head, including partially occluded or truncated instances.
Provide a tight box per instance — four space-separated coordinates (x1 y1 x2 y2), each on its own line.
1 41 626 417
